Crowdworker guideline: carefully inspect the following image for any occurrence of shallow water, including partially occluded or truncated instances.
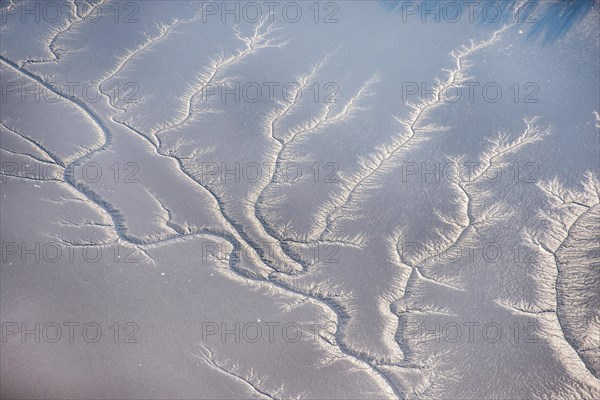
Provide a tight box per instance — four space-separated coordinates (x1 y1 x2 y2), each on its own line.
1 1 599 398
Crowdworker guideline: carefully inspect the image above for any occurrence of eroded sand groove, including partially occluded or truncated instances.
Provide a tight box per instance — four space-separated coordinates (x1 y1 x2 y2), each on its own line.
2 2 599 397
0 49 401 400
